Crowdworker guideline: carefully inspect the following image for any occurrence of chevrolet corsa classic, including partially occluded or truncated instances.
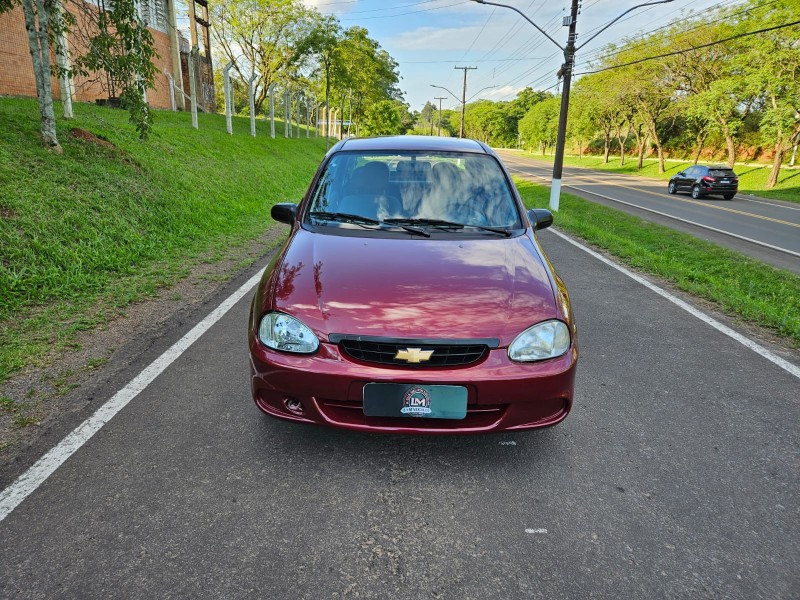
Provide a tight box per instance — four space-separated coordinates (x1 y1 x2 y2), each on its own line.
248 136 578 434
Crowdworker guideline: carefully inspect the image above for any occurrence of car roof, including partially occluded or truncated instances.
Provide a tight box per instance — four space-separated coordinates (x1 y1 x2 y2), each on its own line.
333 135 489 154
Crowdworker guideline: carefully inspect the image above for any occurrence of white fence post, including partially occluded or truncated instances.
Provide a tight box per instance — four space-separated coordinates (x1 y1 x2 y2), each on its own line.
166 73 177 111
249 73 257 137
223 62 233 134
268 83 277 139
188 48 199 129
284 90 290 139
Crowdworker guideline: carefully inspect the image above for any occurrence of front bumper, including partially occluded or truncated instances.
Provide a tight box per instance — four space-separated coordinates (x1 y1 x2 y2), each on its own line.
249 338 578 434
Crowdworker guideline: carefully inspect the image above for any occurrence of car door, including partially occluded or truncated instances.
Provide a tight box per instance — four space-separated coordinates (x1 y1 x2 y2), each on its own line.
677 167 695 190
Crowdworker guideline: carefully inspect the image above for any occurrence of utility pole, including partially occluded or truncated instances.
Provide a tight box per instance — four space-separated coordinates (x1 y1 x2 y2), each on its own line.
471 0 673 211
551 0 580 211
454 66 476 139
434 97 446 137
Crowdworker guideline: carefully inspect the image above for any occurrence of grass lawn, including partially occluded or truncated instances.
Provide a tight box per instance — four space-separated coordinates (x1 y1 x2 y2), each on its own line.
0 97 329 384
516 151 800 203
515 178 800 347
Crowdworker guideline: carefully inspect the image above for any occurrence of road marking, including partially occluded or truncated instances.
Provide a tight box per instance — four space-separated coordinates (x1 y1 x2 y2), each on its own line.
0 269 266 523
508 167 800 259
566 185 800 260
508 164 800 228
548 228 800 381
746 198 800 211
525 528 548 534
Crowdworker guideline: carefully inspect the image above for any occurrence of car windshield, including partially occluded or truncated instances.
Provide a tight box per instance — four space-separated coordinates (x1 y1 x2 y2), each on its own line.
306 151 521 230
709 169 736 177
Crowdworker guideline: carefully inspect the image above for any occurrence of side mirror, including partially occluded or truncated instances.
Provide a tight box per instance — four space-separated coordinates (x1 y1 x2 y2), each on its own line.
527 208 553 231
271 203 298 225
677 171 685 177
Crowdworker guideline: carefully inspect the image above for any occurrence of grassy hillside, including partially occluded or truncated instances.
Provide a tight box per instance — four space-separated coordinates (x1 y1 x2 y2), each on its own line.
518 152 800 203
0 97 329 382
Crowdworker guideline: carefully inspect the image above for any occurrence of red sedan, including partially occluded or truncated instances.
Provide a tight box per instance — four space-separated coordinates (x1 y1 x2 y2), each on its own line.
248 136 578 433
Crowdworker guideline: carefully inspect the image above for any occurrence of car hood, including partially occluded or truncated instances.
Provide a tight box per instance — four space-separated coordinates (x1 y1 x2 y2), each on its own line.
267 229 558 346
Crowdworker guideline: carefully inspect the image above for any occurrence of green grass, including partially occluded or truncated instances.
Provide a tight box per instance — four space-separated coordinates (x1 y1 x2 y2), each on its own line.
518 151 800 203
0 97 329 383
515 178 800 346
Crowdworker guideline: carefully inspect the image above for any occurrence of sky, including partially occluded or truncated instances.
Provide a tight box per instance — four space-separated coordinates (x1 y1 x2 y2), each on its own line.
301 0 730 112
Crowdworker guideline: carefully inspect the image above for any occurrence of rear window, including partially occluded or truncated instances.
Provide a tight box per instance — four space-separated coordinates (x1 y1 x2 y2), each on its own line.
709 169 736 177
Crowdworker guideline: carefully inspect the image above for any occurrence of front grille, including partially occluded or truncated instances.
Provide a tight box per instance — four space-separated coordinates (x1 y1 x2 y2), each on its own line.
330 335 497 368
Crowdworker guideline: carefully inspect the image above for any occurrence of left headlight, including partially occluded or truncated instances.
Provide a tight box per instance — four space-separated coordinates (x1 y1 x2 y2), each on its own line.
258 312 319 354
508 320 570 362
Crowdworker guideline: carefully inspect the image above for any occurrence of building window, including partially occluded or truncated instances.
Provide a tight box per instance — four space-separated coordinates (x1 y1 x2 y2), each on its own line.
139 0 169 33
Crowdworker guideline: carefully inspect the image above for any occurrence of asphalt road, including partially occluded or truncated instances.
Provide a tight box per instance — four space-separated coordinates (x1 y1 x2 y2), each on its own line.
496 150 800 275
1 229 798 599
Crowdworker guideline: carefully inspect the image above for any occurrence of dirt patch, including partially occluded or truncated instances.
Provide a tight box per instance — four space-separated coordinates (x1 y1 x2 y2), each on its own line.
0 205 17 219
70 128 116 149
0 228 284 471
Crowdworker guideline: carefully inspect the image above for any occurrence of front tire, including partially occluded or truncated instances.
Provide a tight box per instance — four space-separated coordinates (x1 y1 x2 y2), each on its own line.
691 184 703 199
723 193 735 200
667 181 677 194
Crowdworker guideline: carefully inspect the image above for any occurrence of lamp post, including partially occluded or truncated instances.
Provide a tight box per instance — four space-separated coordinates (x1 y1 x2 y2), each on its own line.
434 96 446 136
471 0 674 211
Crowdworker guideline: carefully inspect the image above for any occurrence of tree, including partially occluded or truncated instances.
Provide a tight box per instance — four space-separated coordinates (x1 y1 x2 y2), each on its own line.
70 0 158 138
665 15 753 168
5 0 62 150
519 97 560 154
361 99 402 136
295 14 341 137
463 100 515 146
739 0 800 187
211 0 314 114
507 87 551 121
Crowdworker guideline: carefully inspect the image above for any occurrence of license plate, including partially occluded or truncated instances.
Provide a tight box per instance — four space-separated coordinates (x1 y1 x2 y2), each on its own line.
721 179 730 183
363 383 467 419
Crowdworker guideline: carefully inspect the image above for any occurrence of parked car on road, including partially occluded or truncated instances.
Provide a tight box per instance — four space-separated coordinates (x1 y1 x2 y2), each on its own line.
668 165 738 200
248 135 578 434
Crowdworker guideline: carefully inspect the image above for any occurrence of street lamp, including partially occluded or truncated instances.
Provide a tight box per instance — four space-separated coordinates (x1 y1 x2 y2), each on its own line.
471 0 674 211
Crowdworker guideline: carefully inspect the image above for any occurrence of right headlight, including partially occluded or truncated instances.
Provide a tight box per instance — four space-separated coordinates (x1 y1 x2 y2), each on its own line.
508 320 570 362
258 312 319 354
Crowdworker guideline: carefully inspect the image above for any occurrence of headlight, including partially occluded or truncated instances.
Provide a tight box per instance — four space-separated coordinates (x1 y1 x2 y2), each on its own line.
258 312 319 354
508 320 570 362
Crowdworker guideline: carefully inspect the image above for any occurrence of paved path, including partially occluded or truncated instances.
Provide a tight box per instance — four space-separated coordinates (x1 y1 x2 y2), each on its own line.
1 229 798 599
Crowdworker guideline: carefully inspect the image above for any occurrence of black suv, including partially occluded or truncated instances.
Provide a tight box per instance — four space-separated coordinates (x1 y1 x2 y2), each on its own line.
668 165 738 200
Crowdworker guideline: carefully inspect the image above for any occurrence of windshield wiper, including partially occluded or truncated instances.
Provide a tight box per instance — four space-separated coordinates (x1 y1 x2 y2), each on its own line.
309 211 381 226
384 217 512 237
384 217 464 229
310 211 430 237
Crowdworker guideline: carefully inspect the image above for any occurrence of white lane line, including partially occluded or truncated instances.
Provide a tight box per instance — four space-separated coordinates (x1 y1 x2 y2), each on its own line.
0 269 265 523
525 528 548 534
508 167 800 260
745 198 800 211
549 228 800 380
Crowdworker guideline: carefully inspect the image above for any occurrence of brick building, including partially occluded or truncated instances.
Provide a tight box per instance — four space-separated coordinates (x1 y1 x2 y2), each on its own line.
0 0 215 112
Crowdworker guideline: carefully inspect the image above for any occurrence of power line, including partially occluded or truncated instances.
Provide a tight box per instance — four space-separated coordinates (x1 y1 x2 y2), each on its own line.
576 19 800 75
339 0 468 21
577 0 776 66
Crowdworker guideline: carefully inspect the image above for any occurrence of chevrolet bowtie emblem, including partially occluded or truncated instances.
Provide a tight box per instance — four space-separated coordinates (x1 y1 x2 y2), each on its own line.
395 348 434 363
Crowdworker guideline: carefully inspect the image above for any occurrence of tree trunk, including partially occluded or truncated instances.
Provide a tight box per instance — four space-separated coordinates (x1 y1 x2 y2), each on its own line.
767 142 784 189
637 141 645 170
656 143 665 173
693 132 706 165
718 118 736 167
21 0 61 151
603 138 610 163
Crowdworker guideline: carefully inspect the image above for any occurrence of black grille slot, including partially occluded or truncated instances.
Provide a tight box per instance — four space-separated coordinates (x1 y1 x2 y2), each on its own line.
337 338 489 367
